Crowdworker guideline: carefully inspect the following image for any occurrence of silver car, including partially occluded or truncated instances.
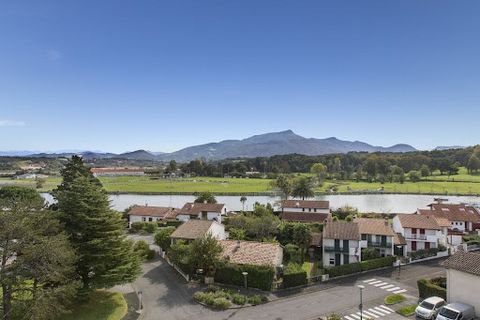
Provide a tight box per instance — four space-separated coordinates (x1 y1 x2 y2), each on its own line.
416 297 446 320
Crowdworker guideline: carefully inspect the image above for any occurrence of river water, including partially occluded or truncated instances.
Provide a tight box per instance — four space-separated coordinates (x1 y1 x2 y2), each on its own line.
41 193 480 213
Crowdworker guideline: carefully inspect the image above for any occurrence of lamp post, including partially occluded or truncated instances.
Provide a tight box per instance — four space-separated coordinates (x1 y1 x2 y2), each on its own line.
358 285 364 320
137 290 143 312
396 245 402 276
242 271 248 289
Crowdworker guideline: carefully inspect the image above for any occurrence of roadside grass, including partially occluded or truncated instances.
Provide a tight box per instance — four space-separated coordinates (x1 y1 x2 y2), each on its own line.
396 304 417 317
384 294 407 305
58 291 127 320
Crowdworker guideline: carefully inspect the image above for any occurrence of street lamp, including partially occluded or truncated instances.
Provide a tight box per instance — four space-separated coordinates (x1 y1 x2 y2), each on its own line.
396 246 403 276
137 290 143 312
358 285 365 320
242 271 248 289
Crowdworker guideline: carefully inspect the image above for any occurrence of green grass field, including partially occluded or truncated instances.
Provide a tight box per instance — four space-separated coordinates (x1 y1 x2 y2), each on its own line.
1 168 480 195
58 291 127 320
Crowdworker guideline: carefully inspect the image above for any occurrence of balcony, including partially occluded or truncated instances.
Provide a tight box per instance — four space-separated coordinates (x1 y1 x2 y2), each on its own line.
405 234 427 241
324 246 349 253
367 241 392 248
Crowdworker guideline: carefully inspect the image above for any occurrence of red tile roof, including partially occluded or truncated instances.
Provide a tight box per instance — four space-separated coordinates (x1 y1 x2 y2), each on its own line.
179 202 225 216
282 200 329 209
418 204 480 223
323 220 360 240
128 205 179 219
355 218 395 236
219 240 283 267
443 251 480 277
280 211 330 223
170 220 220 240
396 214 441 230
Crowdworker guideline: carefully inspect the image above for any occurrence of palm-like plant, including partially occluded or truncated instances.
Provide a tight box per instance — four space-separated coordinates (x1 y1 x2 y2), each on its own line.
292 176 315 200
240 196 247 211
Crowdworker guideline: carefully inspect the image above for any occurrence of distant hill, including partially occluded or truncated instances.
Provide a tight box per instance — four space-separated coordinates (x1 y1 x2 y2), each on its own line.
0 130 418 162
156 130 417 162
434 146 465 151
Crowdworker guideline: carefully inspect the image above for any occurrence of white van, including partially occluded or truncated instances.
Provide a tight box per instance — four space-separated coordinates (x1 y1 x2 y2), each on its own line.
436 303 475 320
416 297 446 319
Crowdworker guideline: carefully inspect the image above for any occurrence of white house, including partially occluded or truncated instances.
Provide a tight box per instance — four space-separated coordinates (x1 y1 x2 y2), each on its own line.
392 214 446 255
355 218 395 258
418 203 480 234
443 251 480 316
322 218 360 267
170 220 226 244
281 200 330 214
176 202 227 223
127 205 179 227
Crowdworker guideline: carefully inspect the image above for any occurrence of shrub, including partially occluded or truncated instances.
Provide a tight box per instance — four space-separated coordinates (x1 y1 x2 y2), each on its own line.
283 263 307 288
360 256 396 271
247 295 263 305
145 249 155 260
130 222 144 233
158 220 183 228
144 222 157 233
154 226 176 252
325 313 342 320
409 248 439 261
232 293 247 305
325 256 396 278
212 297 231 310
430 277 446 289
361 247 381 261
397 304 417 317
193 291 207 302
384 294 406 305
417 278 447 300
214 264 275 291
134 240 151 260
206 284 220 293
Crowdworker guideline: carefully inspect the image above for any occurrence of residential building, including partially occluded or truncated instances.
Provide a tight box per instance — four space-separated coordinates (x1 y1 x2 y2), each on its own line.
127 205 179 226
443 251 480 316
170 220 226 244
219 240 283 268
280 200 330 223
392 214 445 255
90 167 145 177
322 219 360 267
355 218 395 258
176 202 227 223
418 203 480 233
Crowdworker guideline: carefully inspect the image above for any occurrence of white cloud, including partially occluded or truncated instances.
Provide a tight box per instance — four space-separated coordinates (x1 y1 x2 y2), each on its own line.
47 49 62 61
0 120 26 127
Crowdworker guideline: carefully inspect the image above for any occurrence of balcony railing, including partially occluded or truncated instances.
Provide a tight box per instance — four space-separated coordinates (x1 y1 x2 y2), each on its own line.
367 241 392 248
405 234 427 240
324 246 349 253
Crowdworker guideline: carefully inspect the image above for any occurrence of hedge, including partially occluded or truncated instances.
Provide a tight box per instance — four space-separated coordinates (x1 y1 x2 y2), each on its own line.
214 264 275 291
409 248 439 261
325 256 396 278
417 278 447 300
283 271 307 288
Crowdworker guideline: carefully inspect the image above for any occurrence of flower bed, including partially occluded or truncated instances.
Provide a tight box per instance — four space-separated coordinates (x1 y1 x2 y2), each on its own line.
193 285 268 310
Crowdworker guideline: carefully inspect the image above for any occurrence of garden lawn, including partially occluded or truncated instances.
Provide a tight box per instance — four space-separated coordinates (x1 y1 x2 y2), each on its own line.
396 304 417 317
58 291 127 320
384 294 406 305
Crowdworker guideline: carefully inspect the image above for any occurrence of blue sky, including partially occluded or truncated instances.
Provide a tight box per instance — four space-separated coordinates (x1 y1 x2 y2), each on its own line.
1 1 479 153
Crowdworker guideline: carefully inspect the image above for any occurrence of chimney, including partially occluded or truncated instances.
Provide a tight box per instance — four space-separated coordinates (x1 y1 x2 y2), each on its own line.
384 218 388 227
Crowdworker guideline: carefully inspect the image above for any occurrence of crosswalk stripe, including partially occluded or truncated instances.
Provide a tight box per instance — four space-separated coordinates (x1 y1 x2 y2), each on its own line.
386 286 400 291
369 280 382 285
363 278 376 283
393 289 407 294
363 311 379 318
374 282 388 287
344 316 356 320
367 309 385 316
380 284 394 289
374 307 391 314
349 314 361 320
380 305 395 313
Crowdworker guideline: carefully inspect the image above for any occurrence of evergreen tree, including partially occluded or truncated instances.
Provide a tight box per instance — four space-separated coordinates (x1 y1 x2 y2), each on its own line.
53 156 141 297
194 191 217 204
292 176 315 200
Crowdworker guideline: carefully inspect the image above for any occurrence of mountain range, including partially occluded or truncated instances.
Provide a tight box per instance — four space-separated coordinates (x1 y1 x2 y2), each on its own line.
1 130 419 162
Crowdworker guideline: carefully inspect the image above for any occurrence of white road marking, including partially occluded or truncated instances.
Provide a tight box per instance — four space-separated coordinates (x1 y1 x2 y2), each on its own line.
367 309 386 316
386 286 400 292
369 280 382 285
349 314 361 320
363 311 379 318
380 284 394 289
374 307 391 314
374 282 388 287
380 305 395 313
393 289 407 294
344 316 356 320
363 278 376 283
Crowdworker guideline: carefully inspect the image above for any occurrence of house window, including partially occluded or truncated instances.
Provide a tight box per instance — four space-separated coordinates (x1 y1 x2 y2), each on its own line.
361 234 367 241
344 254 349 264
329 258 335 266
425 242 430 250
302 208 305 212
314 208 317 212
148 217 153 222
142 217 146 222
309 208 312 212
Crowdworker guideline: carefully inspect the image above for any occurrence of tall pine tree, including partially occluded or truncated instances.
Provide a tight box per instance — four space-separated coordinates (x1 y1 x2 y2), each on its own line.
53 156 141 296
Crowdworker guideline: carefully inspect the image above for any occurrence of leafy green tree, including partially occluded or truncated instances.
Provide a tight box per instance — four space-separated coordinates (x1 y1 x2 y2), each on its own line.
194 191 217 204
332 206 358 220
240 196 247 211
272 174 293 200
247 214 281 240
292 176 315 200
409 170 421 182
189 235 223 276
467 154 480 173
283 244 302 264
133 240 151 260
310 162 327 185
0 187 78 320
168 160 177 172
154 226 176 252
53 156 141 297
292 223 312 263
361 247 380 261
227 228 247 240
420 164 431 177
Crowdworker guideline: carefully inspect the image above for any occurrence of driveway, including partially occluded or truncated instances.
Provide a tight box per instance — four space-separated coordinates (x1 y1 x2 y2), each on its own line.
133 257 446 320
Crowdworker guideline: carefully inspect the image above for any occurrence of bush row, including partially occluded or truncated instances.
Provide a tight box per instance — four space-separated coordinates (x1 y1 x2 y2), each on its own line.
214 264 275 291
129 220 182 233
409 248 439 261
417 278 447 300
325 256 396 278
283 271 307 288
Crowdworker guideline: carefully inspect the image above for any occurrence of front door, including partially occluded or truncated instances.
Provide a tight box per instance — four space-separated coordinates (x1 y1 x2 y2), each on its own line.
335 253 341 266
411 241 417 251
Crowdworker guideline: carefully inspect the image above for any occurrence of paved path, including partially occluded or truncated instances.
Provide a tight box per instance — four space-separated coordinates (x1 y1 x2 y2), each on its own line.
132 257 446 320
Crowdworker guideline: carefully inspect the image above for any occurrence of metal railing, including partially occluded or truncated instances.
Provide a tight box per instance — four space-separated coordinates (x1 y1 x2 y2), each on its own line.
405 234 427 240
324 246 349 253
367 241 392 248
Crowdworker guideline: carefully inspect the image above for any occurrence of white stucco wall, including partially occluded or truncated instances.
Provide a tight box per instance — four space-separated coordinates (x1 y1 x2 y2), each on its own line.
207 223 226 240
446 269 480 316
322 238 360 267
283 207 329 214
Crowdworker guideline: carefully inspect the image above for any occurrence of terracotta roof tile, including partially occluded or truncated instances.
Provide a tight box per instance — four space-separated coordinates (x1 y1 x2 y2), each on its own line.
443 251 480 277
396 214 441 230
282 200 329 209
418 204 480 223
355 218 395 236
179 203 225 216
280 211 330 223
128 205 179 219
170 220 220 240
219 240 282 267
323 220 360 240
393 233 407 246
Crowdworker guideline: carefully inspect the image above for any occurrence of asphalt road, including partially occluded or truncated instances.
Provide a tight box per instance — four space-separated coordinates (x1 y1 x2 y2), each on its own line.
133 256 446 320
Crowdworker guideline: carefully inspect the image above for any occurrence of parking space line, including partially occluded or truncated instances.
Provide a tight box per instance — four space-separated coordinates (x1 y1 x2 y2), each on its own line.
374 282 388 287
374 307 391 314
380 284 394 289
363 311 379 318
380 305 395 312
386 286 400 291
393 289 407 294
363 279 376 283
369 280 382 285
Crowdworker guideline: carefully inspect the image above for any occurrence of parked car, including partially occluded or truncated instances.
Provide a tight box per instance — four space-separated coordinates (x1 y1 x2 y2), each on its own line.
436 302 475 320
416 296 446 319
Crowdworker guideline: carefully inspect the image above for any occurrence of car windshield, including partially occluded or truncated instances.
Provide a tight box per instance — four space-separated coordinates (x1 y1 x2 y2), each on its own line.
439 307 459 320
420 301 435 310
